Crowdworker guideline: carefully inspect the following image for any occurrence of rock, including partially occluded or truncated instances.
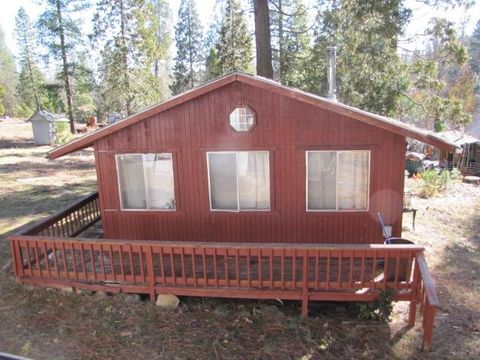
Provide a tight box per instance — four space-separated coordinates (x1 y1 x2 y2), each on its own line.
125 294 141 304
94 291 107 299
61 286 73 293
75 288 94 295
213 304 230 317
155 294 180 309
258 305 284 319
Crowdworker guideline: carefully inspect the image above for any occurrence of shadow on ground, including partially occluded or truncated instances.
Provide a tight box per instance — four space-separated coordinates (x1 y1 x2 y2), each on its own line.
425 205 480 359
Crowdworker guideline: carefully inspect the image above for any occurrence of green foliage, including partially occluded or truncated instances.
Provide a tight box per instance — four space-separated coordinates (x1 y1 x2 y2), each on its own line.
37 0 90 133
0 26 18 116
469 20 480 77
15 7 45 112
404 18 472 131
0 84 6 115
14 103 34 118
72 53 96 121
355 288 394 321
205 0 253 78
93 0 171 116
55 121 75 144
270 0 311 87
170 0 204 95
305 0 411 116
417 169 452 198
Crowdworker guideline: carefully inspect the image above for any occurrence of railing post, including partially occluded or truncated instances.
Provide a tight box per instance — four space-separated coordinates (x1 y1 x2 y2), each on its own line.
422 302 436 352
9 239 20 278
408 255 420 326
145 246 156 302
301 250 309 317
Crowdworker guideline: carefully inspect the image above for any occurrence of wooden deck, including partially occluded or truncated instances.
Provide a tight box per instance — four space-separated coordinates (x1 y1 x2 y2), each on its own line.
7 192 439 352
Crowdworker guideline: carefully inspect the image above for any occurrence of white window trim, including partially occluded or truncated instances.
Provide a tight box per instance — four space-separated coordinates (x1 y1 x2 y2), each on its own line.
206 151 271 212
115 153 176 211
306 150 370 212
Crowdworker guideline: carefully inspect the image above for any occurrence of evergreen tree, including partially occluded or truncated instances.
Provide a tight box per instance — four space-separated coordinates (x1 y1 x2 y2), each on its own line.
37 0 89 133
305 0 410 116
135 0 172 106
469 20 480 76
15 7 44 114
16 63 48 117
72 52 96 120
206 0 253 78
171 0 204 95
0 26 18 116
270 0 311 87
93 0 171 116
405 18 471 131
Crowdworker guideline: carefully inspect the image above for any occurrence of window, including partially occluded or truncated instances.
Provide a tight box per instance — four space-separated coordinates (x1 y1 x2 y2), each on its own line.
207 151 270 211
229 106 255 132
307 150 370 211
116 153 176 210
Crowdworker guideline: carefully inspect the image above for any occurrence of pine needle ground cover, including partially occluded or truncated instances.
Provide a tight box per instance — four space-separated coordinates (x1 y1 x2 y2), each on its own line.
0 119 478 359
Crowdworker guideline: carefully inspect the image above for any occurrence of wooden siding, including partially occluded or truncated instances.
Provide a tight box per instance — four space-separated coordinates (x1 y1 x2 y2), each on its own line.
94 82 405 243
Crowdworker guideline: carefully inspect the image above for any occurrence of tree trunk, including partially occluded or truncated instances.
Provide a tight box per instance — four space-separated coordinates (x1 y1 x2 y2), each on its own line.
23 32 40 111
56 0 76 134
254 0 273 78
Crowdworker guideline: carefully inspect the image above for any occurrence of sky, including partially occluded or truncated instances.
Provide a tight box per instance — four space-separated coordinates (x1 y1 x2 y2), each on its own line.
0 0 479 61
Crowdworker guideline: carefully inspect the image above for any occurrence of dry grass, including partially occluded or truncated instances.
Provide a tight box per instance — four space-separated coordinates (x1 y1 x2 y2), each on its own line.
0 118 479 359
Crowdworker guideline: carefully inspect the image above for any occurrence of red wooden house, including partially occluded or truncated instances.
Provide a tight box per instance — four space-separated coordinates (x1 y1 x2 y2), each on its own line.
9 73 452 350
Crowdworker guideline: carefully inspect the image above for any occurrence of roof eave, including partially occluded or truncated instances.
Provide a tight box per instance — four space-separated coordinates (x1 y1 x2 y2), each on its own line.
47 72 456 158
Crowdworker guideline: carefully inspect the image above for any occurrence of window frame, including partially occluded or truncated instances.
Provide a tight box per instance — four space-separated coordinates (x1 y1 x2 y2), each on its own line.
305 150 371 212
206 151 271 212
115 152 177 211
229 105 256 133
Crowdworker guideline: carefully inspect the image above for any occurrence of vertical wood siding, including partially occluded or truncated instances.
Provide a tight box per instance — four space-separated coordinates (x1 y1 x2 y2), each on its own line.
94 81 405 244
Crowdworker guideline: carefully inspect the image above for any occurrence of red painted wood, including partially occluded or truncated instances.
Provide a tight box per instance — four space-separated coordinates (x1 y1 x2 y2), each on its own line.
92 82 406 244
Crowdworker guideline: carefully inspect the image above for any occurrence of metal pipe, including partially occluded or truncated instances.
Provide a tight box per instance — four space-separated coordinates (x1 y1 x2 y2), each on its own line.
327 46 337 101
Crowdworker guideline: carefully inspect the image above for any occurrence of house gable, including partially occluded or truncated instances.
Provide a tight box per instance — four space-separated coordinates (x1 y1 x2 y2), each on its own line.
48 73 454 160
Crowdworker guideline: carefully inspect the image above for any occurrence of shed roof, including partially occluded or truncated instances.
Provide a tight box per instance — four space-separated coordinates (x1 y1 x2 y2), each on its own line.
47 72 455 159
28 110 55 122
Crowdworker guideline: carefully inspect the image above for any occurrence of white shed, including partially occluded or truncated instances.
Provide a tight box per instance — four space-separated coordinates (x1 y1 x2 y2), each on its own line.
29 110 68 145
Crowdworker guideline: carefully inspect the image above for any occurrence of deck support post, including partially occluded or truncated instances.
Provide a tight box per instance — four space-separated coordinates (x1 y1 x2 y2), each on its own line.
408 300 417 327
301 289 309 317
422 304 436 352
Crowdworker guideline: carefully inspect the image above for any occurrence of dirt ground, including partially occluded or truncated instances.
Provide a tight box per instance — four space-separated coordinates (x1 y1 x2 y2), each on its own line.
0 118 479 359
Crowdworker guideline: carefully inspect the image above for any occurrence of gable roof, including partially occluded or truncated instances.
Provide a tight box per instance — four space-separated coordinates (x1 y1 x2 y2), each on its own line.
48 72 455 159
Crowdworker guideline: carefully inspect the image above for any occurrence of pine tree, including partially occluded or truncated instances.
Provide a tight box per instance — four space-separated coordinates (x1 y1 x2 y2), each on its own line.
135 0 172 106
71 52 96 120
93 0 171 116
469 20 480 76
15 7 44 114
305 0 410 116
270 0 311 87
405 18 471 132
37 0 89 133
16 63 48 117
206 0 253 78
0 26 18 116
171 0 204 95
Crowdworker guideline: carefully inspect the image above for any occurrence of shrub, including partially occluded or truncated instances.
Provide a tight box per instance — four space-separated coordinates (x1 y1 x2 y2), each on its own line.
55 122 74 145
417 169 452 198
355 288 394 322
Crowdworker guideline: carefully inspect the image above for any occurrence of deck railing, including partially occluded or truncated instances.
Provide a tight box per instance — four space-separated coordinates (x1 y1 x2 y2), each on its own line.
7 192 438 351
21 192 101 238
